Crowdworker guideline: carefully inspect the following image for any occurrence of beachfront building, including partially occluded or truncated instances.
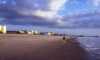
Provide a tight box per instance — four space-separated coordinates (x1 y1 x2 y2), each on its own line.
0 25 7 34
19 30 26 34
27 30 39 35
47 32 53 36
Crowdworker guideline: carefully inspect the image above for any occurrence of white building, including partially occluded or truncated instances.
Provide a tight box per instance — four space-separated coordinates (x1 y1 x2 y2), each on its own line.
0 25 7 34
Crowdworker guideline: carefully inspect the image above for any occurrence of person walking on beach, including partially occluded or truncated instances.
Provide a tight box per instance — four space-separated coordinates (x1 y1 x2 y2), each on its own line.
62 36 66 44
63 36 66 40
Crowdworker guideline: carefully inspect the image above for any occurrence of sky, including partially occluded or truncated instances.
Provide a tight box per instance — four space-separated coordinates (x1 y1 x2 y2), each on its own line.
0 0 100 31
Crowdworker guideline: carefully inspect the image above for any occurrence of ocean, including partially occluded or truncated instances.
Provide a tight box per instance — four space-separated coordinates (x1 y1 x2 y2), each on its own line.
79 37 100 60
60 29 100 60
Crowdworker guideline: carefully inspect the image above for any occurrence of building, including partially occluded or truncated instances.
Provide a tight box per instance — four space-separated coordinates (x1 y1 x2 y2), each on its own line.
47 32 53 36
0 25 7 34
19 30 26 34
27 30 39 35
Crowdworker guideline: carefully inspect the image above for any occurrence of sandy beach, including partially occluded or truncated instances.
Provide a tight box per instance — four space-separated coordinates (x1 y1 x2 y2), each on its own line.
0 34 88 60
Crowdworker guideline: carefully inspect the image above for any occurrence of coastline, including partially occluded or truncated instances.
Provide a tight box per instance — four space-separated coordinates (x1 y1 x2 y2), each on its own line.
0 34 88 60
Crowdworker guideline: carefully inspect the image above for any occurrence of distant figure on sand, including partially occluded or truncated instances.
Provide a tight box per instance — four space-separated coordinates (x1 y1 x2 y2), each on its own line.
62 36 66 44
62 36 66 40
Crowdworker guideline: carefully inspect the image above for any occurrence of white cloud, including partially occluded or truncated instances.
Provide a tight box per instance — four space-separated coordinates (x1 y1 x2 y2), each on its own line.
33 9 57 19
1 0 7 4
49 0 68 11
0 17 5 22
57 19 67 26
66 11 73 16
91 0 100 6
17 0 67 19
71 0 79 4
75 9 89 15
34 3 39 8
33 9 67 26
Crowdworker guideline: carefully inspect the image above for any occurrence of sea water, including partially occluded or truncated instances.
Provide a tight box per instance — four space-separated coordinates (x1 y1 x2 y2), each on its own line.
61 29 100 60
78 37 100 60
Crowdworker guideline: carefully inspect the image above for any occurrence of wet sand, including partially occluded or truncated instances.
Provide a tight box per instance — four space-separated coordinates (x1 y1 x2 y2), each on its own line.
0 34 88 60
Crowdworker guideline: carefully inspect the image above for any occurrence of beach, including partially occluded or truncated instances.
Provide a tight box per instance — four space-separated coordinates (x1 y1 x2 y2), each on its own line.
0 34 87 60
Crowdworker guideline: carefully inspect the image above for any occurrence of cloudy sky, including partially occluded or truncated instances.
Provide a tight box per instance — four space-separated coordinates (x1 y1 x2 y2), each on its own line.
0 0 100 30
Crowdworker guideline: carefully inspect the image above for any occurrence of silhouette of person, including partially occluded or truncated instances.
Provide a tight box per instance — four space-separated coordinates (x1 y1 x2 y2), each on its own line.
63 36 66 40
62 36 66 44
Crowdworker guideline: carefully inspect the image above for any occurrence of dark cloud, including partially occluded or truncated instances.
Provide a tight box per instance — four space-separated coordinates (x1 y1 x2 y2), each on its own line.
0 3 57 27
0 0 100 28
63 10 100 28
0 0 58 27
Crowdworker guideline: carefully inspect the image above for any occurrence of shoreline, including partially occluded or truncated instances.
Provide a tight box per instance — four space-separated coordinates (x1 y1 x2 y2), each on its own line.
0 34 88 60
